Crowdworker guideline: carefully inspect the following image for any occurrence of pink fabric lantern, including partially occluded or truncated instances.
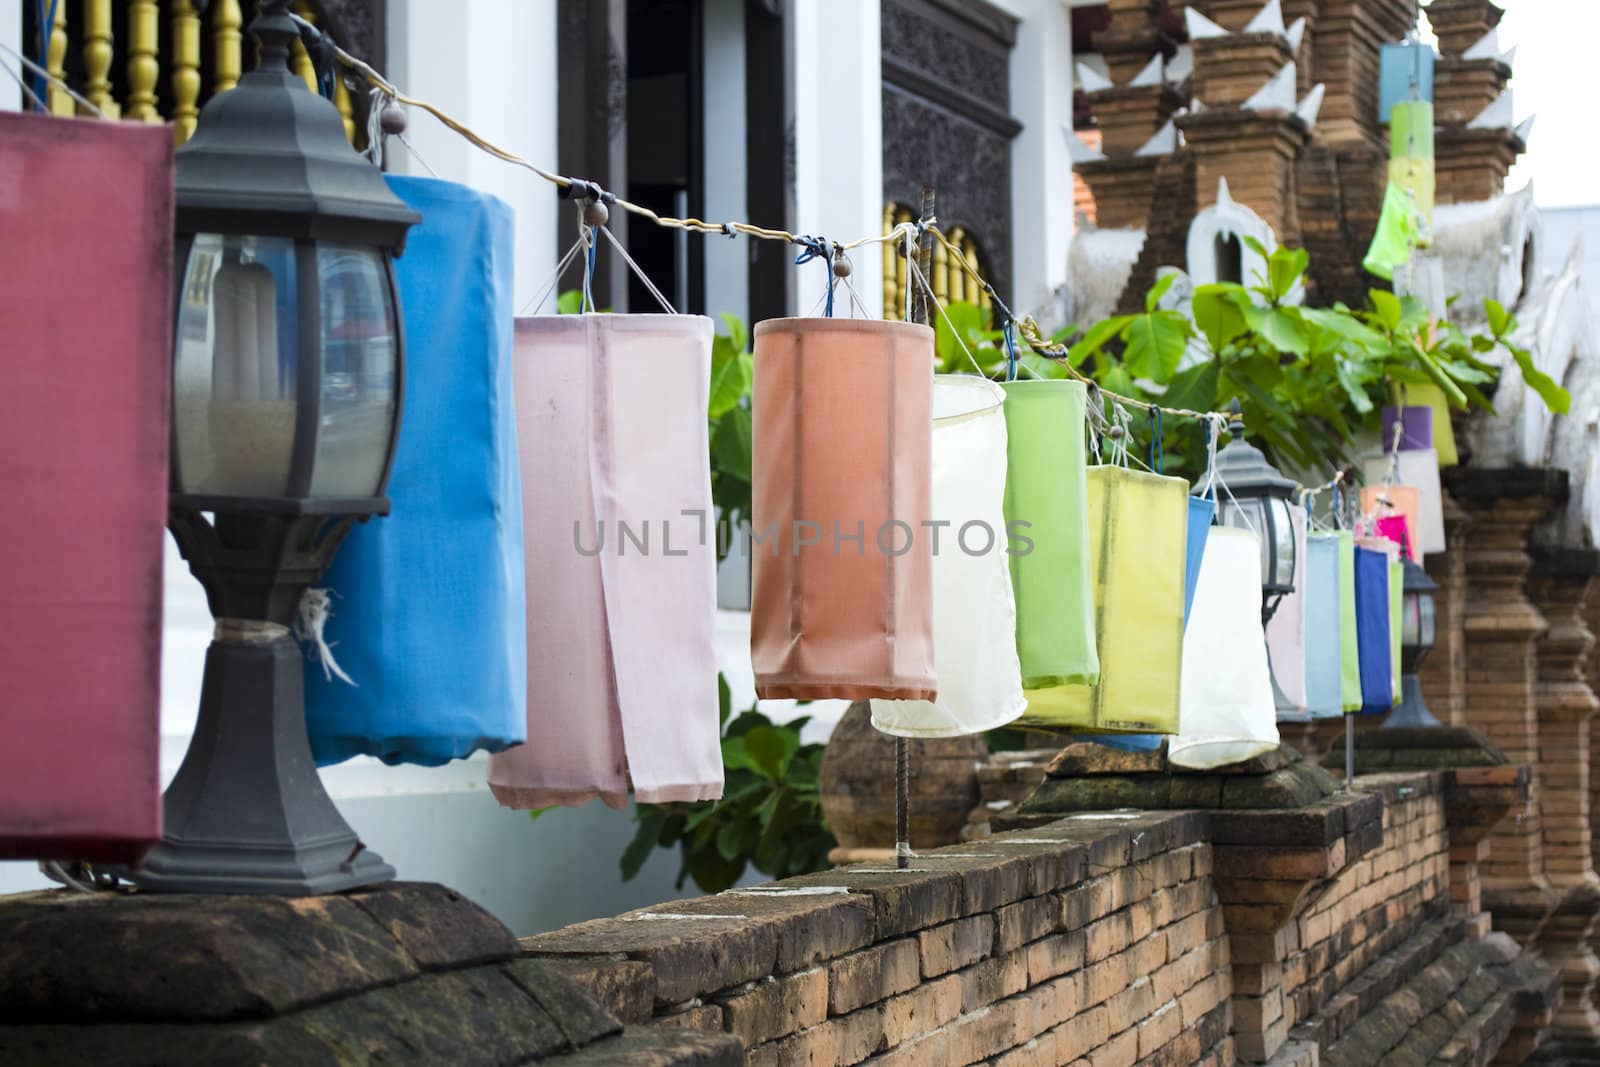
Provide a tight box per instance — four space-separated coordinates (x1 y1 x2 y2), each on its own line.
489 316 723 809
0 114 171 861
1362 484 1420 561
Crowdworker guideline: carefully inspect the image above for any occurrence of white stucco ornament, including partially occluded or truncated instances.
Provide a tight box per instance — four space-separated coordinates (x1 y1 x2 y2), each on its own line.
1244 0 1286 37
1185 7 1230 40
1136 118 1179 157
1063 127 1106 164
1243 63 1298 113
1185 178 1279 290
1129 54 1164 89
1295 84 1326 129
1076 61 1113 94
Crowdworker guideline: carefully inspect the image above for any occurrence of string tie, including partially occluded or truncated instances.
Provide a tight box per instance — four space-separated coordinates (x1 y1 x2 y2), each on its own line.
794 236 835 317
295 588 356 686
1150 404 1164 474
1001 315 1019 382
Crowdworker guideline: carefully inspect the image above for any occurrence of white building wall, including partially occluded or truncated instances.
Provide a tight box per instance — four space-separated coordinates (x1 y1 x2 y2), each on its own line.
386 0 559 311
1 0 23 111
702 0 750 329
995 0 1078 321
791 0 884 318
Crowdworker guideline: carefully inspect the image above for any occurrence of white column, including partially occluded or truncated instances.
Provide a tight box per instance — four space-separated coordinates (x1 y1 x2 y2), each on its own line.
387 0 560 312
790 0 883 318
702 0 749 329
1006 0 1077 321
1 0 22 111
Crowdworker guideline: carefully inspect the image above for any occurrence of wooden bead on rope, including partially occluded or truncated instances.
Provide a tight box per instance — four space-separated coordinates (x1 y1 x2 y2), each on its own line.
379 104 407 135
582 199 609 228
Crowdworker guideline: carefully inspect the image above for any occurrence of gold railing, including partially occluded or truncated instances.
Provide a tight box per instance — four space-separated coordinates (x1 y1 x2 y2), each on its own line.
881 203 993 319
31 0 355 146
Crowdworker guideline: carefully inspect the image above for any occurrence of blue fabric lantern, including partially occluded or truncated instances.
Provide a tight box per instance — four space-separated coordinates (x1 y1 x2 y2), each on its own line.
1185 496 1215 624
1303 534 1346 717
1379 42 1434 121
1354 545 1393 714
304 176 528 765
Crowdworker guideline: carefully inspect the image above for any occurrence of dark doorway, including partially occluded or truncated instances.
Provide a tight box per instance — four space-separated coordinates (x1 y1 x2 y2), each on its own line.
625 0 705 314
1214 232 1244 285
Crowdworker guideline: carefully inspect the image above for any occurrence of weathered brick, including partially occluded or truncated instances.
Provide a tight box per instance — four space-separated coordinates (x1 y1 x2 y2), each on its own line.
829 940 919 1016
1107 974 1156 1024
1086 911 1134 963
1026 930 1087 986
649 1003 723 1031
918 915 994 978
720 967 827 1048
880 973 962 1048
996 896 1061 954
1056 1003 1112 1061
1089 1024 1140 1067
1138 1000 1183 1060
958 946 1029 1013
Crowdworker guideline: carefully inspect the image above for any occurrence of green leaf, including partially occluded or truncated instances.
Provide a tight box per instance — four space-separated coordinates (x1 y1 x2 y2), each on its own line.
717 673 733 729
1121 310 1191 381
1409 344 1469 408
740 724 798 781
620 810 666 881
934 301 989 374
1369 290 1402 332
1160 360 1220 413
1242 235 1270 259
719 311 749 354
1333 359 1375 415
1146 271 1179 312
1244 306 1310 356
556 289 584 316
716 819 758 862
1507 343 1573 415
712 406 753 484
708 347 753 420
1192 285 1249 353
684 850 746 894
527 806 555 825
1485 298 1510 339
1267 246 1309 303
1069 316 1131 367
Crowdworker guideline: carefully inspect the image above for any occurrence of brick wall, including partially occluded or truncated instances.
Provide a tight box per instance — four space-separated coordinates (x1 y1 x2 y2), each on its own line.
519 776 1510 1067
523 812 1234 1066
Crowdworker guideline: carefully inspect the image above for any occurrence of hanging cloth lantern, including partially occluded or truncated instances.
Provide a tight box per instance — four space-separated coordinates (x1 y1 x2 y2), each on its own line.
749 319 936 700
305 176 527 766
1401 384 1459 467
0 113 171 862
1354 542 1395 713
1017 465 1189 735
489 315 722 809
1000 380 1099 688
1335 530 1363 712
871 376 1025 738
1185 496 1216 625
1362 450 1445 555
1362 483 1421 562
1169 527 1281 769
1304 532 1350 718
1389 557 1405 705
1266 505 1310 717
1379 403 1432 452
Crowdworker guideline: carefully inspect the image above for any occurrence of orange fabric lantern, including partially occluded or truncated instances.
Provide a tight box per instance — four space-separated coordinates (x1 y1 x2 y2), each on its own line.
750 319 936 700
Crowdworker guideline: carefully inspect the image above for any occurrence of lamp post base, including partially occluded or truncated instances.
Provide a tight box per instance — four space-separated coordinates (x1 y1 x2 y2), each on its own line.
130 635 394 896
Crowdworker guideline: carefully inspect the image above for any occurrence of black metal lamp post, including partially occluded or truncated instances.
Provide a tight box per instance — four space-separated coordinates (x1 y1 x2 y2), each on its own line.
133 0 418 894
1210 404 1300 626
1383 559 1441 728
1207 404 1301 717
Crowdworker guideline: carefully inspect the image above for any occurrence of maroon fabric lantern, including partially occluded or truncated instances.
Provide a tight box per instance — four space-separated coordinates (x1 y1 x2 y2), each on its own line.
0 114 172 862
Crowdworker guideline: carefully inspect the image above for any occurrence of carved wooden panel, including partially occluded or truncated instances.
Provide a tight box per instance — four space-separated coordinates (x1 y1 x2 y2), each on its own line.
881 0 1021 307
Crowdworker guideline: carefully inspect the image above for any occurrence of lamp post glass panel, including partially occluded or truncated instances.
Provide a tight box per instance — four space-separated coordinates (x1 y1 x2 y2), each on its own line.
1386 559 1440 728
1208 407 1298 624
1205 407 1299 716
133 0 418 895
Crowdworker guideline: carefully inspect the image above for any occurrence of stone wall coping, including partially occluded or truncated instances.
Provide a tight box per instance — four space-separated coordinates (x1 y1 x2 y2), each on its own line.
1443 466 1569 502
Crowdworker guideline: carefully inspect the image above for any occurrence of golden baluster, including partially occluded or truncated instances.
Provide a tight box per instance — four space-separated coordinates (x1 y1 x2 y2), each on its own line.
125 0 161 123
881 204 898 321
334 72 355 143
213 0 244 94
931 236 950 309
81 0 120 117
172 0 202 143
292 4 318 93
45 0 70 116
964 236 983 307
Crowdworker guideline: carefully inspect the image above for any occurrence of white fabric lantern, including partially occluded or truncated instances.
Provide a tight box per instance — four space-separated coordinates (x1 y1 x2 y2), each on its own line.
873 376 1025 738
1169 527 1280 769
